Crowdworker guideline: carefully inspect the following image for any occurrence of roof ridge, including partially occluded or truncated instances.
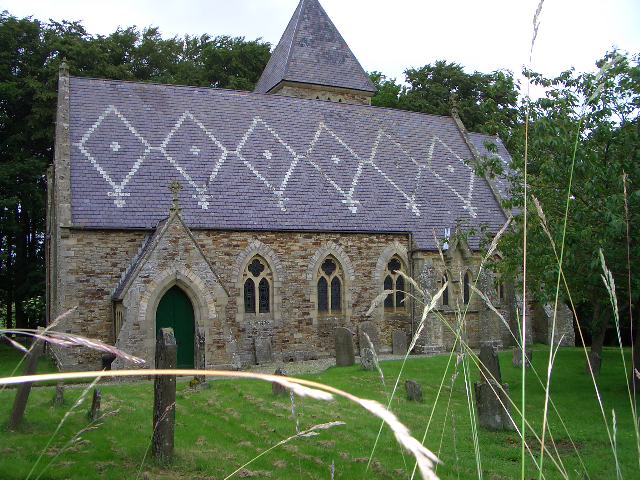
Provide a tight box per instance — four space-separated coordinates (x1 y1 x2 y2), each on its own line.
279 0 306 91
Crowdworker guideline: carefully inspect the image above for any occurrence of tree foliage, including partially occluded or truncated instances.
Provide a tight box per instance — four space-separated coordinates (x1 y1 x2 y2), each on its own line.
0 12 270 329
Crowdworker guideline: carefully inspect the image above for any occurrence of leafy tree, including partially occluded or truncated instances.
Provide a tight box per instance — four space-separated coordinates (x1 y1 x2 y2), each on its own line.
0 12 271 330
492 51 639 373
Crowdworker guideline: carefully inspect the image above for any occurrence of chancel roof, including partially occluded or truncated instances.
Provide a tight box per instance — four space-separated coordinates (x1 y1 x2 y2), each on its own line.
254 0 376 94
69 77 507 250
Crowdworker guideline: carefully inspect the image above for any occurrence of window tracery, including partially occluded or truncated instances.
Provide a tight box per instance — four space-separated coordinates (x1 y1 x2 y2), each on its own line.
243 256 272 314
383 256 407 312
317 256 343 314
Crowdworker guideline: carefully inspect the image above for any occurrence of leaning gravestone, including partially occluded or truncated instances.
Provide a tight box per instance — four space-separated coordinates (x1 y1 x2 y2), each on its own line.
9 335 45 430
512 347 533 368
586 351 602 376
334 327 355 367
393 330 408 356
358 321 380 355
88 388 102 421
474 380 515 431
53 382 65 407
360 348 376 371
153 328 177 463
193 327 207 385
478 344 502 383
405 380 423 402
272 367 288 396
255 337 273 365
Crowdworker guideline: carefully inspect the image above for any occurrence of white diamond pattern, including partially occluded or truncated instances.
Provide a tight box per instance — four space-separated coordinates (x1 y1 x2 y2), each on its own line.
75 106 477 218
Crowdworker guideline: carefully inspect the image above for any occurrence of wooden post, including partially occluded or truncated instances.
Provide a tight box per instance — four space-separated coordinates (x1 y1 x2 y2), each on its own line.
152 328 177 462
88 388 102 421
9 337 45 430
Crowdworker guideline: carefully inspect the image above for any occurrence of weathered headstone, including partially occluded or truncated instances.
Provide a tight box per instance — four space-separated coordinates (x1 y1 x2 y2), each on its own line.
272 367 288 396
478 344 502 383
334 327 355 367
194 327 207 384
512 347 533 368
255 337 273 365
393 330 408 356
474 380 515 431
53 382 65 407
360 348 376 371
88 388 102 421
358 321 380 355
586 351 602 376
405 380 423 402
153 328 177 463
9 336 45 430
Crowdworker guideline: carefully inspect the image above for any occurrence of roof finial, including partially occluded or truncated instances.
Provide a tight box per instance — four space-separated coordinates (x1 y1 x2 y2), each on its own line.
169 181 182 213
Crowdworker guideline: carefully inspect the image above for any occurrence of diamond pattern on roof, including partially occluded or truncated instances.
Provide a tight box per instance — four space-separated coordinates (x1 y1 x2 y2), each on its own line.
69 77 507 250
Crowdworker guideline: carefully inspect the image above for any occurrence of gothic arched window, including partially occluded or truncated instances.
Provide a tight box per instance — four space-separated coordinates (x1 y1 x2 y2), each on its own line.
383 256 407 312
442 274 449 307
463 272 471 305
243 256 272 314
317 257 343 314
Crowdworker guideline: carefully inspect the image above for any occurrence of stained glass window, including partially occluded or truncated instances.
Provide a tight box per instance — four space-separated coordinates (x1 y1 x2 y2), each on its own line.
442 275 449 306
383 255 407 312
244 279 255 313
258 278 270 313
317 277 328 312
396 275 405 307
331 277 342 312
464 273 471 305
248 258 265 277
384 275 393 308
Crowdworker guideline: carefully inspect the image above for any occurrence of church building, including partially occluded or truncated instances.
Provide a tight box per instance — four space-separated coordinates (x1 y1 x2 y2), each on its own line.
46 0 573 371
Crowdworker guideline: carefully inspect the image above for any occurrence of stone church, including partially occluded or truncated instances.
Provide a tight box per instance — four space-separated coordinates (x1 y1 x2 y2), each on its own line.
46 0 573 371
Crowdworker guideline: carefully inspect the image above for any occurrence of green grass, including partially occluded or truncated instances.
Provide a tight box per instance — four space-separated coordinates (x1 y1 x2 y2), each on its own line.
0 344 58 379
0 346 636 479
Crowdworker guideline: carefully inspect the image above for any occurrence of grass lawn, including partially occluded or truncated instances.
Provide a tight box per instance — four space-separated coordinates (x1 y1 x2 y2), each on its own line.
0 346 637 479
0 344 58 379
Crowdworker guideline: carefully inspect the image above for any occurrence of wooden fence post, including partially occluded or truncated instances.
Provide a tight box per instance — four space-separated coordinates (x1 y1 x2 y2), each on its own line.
9 336 45 430
152 328 177 462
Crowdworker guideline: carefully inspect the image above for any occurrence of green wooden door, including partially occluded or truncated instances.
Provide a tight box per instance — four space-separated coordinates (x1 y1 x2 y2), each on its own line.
155 286 195 369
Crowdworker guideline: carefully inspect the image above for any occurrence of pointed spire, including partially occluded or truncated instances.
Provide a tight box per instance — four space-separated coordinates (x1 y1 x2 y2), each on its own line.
255 0 376 95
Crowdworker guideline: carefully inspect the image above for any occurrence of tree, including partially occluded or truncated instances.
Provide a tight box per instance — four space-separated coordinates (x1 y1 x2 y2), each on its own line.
491 51 639 373
0 12 271 330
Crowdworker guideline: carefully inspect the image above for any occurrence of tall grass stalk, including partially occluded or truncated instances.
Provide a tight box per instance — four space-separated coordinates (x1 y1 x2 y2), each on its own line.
600 249 640 466
223 421 345 480
537 112 582 480
25 376 101 480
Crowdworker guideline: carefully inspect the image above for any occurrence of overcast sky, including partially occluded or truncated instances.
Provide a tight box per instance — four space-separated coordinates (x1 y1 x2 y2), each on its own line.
2 0 638 87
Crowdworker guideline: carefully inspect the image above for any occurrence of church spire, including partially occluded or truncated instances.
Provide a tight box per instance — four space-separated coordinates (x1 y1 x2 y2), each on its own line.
254 0 376 105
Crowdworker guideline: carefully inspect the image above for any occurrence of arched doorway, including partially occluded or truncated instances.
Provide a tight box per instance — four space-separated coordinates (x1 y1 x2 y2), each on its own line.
155 286 195 368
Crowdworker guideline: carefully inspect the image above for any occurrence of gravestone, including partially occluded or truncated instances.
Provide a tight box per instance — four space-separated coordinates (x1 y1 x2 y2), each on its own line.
153 328 177 463
586 351 602 376
88 388 102 421
478 344 502 383
9 336 45 430
53 382 65 407
393 330 408 356
358 321 380 355
512 347 533 368
474 380 515 431
360 348 376 371
255 337 273 365
195 327 207 384
405 380 423 402
334 327 355 367
272 367 288 396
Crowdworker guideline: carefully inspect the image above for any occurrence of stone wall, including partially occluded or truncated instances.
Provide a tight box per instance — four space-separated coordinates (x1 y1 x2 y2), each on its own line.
52 220 414 370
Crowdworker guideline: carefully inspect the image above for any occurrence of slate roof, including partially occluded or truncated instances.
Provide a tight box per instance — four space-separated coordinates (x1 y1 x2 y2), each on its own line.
69 76 507 250
468 132 514 201
254 0 376 94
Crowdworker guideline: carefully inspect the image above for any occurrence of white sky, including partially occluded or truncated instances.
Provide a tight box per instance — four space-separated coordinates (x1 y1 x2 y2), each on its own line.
2 0 638 88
